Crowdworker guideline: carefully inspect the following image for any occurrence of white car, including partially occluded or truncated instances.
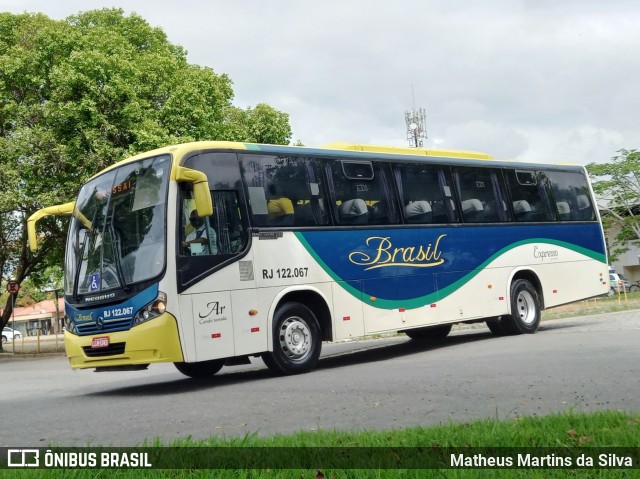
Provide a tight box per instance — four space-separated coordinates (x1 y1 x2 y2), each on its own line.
2 327 22 343
609 273 631 294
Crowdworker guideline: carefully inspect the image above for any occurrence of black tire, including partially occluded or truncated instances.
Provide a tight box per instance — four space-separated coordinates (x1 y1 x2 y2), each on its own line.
630 285 640 293
1 335 6 344
404 324 452 340
262 302 322 375
174 359 224 378
486 317 510 336
502 279 541 334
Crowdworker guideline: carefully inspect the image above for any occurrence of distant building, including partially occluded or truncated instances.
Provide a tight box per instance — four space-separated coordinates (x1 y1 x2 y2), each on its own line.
602 209 640 282
1 298 64 336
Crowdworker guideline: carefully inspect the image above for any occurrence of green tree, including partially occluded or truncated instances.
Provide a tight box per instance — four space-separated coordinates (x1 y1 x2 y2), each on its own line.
587 149 640 261
0 9 292 338
223 103 292 144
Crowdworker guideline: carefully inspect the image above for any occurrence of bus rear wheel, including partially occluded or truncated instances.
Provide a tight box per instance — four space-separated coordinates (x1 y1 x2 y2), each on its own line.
174 359 224 378
404 324 452 340
262 302 322 375
502 279 541 334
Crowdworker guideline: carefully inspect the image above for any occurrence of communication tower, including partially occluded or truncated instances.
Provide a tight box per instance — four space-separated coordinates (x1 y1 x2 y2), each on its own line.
405 107 427 148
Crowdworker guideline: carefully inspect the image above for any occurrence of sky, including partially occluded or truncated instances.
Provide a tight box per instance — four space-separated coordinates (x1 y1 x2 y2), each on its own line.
3 0 640 165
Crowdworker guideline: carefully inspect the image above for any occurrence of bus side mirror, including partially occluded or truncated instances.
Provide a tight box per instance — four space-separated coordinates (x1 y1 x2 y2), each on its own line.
27 201 76 252
175 166 213 217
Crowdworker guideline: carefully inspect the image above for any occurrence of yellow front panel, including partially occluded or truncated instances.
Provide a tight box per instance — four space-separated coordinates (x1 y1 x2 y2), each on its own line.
64 313 184 369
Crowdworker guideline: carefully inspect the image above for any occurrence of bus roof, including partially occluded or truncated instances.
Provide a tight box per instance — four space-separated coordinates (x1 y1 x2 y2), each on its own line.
321 142 493 160
96 140 584 179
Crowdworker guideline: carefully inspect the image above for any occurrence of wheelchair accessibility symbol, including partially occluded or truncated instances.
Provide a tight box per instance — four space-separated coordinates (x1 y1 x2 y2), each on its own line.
89 273 100 292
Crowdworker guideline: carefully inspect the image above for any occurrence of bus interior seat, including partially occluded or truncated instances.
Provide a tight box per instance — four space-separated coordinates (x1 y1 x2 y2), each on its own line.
294 201 326 226
339 199 369 224
461 199 484 222
556 201 571 221
430 200 450 223
370 201 390 224
294 203 314 226
483 200 503 222
404 201 432 223
513 200 533 222
576 195 593 220
267 197 294 225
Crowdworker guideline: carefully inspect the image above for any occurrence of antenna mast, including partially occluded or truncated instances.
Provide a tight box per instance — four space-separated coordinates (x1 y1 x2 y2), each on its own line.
405 86 427 147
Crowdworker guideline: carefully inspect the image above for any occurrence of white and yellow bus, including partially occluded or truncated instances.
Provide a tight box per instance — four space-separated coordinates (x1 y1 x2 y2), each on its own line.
28 141 609 377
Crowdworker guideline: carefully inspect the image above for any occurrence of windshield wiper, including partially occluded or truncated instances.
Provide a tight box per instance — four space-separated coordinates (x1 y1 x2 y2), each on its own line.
108 224 130 293
72 228 91 303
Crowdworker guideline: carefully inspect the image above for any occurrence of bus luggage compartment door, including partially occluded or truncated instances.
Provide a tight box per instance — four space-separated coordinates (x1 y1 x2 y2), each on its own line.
182 291 235 362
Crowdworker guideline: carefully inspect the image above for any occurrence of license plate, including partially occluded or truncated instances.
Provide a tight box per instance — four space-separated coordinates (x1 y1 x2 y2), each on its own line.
91 336 110 349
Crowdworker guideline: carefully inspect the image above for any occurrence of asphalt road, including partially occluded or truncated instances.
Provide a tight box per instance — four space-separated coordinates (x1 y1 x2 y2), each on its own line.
1 311 638 447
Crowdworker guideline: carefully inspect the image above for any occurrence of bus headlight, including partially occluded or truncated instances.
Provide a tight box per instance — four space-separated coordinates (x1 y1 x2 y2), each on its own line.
133 292 167 326
64 316 78 334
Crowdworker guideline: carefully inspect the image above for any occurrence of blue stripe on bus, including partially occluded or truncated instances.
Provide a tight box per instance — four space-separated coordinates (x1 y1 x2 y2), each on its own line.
295 224 606 309
65 284 159 335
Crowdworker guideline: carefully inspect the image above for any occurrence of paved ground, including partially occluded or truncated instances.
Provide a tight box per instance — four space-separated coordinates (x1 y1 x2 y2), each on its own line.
0 310 638 446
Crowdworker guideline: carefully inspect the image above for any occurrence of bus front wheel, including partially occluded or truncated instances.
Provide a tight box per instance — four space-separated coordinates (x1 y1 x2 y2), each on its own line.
174 359 224 378
262 302 322 375
503 279 541 334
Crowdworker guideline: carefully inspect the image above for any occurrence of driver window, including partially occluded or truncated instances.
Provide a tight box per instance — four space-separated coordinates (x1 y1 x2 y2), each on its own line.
180 190 246 256
182 207 217 256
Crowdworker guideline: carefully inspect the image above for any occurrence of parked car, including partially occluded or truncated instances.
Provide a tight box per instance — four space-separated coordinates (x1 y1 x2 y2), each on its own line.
609 273 632 294
2 327 22 343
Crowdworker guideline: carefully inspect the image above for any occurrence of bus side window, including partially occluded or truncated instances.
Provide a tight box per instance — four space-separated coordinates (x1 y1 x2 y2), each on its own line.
453 167 509 223
394 163 460 224
546 170 595 222
266 182 294 226
330 160 398 226
506 170 553 222
241 155 329 227
212 191 246 254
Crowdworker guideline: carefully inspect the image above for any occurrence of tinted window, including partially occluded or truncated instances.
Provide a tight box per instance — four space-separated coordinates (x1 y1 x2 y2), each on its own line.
453 167 509 223
546 170 595 221
185 152 242 189
180 190 246 256
395 163 458 224
241 154 329 227
505 170 554 222
329 160 398 225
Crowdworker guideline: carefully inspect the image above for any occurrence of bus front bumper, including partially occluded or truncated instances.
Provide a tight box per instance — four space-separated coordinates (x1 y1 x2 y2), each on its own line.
65 313 184 369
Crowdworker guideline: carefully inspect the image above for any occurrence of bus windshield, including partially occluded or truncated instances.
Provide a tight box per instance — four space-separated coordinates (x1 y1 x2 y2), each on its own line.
64 155 171 298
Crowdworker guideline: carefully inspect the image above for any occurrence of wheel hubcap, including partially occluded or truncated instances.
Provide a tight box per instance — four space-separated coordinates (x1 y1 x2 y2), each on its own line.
278 316 311 362
517 290 536 325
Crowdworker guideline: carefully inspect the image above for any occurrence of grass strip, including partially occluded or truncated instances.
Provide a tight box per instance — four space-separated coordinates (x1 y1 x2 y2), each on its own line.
4 410 638 478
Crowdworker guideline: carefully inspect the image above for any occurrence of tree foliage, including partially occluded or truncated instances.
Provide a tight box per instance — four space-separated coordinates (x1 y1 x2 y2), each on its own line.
0 9 292 333
587 149 640 261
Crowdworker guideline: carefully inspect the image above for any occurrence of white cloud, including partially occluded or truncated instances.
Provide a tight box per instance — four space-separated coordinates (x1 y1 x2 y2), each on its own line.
4 0 640 164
